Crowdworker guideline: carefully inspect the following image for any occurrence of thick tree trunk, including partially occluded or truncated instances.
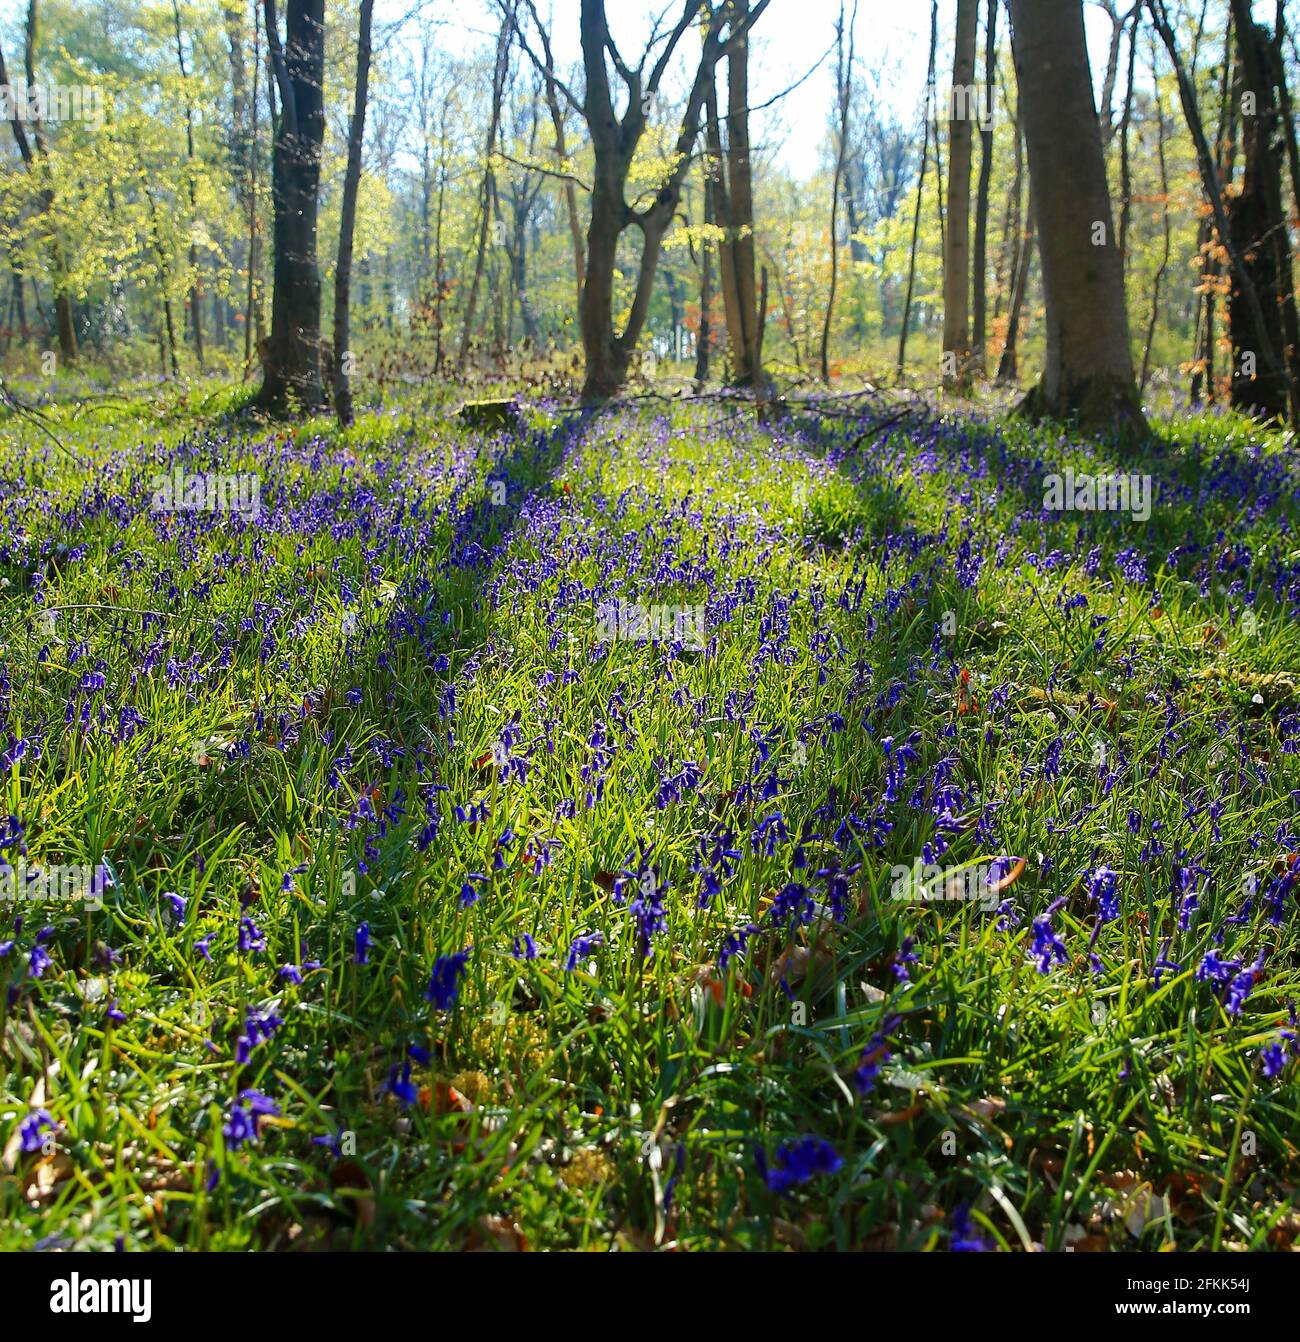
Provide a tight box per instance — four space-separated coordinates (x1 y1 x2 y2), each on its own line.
575 0 769 401
580 175 634 399
706 77 743 382
1225 5 1300 423
255 0 326 414
1007 0 1146 432
725 0 760 386
1153 0 1295 424
941 0 978 386
332 0 372 426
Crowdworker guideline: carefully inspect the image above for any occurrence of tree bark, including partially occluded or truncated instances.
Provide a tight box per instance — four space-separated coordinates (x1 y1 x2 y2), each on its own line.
254 0 327 414
897 0 938 380
694 175 715 388
941 0 978 386
576 0 769 401
1224 2 1300 422
970 0 998 377
706 74 742 382
819 0 856 384
172 0 204 369
0 0 75 362
1152 0 1296 424
725 0 760 386
458 11 511 373
332 0 373 426
1007 0 1146 431
1140 33 1171 392
996 196 1034 384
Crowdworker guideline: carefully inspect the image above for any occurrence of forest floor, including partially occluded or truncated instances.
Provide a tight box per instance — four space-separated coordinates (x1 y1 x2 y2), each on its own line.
0 383 1298 1250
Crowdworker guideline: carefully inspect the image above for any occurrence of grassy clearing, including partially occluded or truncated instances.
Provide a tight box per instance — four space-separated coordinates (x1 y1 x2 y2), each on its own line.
0 389 1297 1251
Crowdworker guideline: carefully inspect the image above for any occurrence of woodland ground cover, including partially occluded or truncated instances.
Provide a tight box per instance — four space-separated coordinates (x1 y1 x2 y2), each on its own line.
0 386 1297 1251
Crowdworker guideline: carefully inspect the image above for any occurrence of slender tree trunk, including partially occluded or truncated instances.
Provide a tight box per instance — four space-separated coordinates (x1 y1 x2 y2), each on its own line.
173 0 204 369
694 177 715 388
970 0 998 377
996 199 1034 384
458 13 511 372
518 0 585 309
332 0 372 426
1274 9 1300 232
137 156 180 379
1140 35 1171 393
0 0 75 361
994 96 1024 324
433 107 449 374
820 0 856 384
1116 11 1138 274
1191 12 1235 406
942 0 978 386
898 0 938 380
1007 0 1146 431
705 75 742 380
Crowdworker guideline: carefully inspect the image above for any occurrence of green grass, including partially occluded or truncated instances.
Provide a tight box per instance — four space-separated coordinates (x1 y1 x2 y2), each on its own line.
0 386 1297 1252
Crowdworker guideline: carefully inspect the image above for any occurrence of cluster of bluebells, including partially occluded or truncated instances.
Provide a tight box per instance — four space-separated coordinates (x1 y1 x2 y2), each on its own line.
4 399 1300 1229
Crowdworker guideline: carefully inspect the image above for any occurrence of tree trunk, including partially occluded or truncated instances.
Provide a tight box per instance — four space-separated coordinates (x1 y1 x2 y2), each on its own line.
1152 0 1295 423
1116 11 1137 273
996 203 1034 384
694 178 715 388
970 0 998 377
1225 3 1300 423
0 0 75 362
1191 13 1235 406
819 0 856 384
942 0 978 386
332 0 372 426
173 0 204 369
255 0 327 414
458 11 511 372
575 0 768 401
1140 35 1171 392
725 0 760 386
706 75 743 382
897 0 938 380
1007 0 1145 431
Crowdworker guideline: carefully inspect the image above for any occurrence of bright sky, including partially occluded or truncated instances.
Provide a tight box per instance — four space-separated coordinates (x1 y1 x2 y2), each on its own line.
0 0 1276 177
384 0 1138 172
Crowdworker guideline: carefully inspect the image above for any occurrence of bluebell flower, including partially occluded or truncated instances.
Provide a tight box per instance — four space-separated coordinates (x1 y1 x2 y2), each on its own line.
387 1061 418 1106
425 950 469 1009
760 1136 842 1192
18 1109 55 1153
564 932 604 971
950 1201 989 1251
